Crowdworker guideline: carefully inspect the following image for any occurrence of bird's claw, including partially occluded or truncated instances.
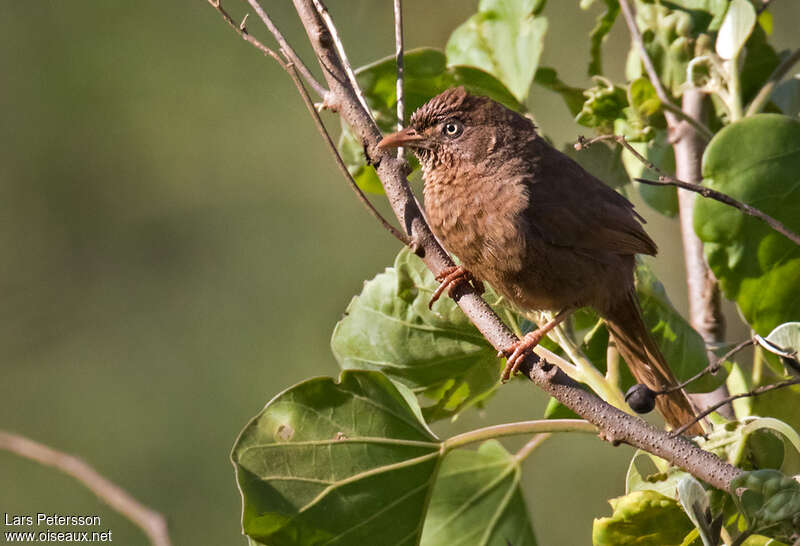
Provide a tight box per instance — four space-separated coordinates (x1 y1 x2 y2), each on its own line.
499 330 546 382
428 266 484 309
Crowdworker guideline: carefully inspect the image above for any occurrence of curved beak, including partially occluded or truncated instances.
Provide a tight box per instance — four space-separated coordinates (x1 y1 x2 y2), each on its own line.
377 127 425 149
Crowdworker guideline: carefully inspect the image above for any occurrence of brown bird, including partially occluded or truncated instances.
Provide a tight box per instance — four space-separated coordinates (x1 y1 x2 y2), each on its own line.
378 87 702 434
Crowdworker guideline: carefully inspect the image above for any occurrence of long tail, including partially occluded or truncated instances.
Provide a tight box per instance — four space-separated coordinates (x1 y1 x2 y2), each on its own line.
603 291 704 436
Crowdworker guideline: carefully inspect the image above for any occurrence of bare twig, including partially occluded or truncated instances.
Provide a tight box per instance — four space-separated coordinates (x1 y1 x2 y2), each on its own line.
208 0 406 245
660 338 756 394
745 48 800 116
393 0 405 159
245 0 328 99
311 0 373 118
617 0 713 140
286 0 743 492
576 134 800 247
208 0 286 68
285 63 409 245
0 430 171 546
671 377 800 437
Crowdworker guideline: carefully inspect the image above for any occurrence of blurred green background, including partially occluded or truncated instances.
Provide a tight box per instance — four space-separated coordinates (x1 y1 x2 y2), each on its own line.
1 1 798 544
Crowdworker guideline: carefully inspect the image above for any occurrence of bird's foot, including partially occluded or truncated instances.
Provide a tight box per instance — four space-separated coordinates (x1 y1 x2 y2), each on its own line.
499 330 546 382
429 265 484 309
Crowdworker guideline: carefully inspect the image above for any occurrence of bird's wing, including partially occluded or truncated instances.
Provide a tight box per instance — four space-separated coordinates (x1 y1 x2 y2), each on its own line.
526 144 657 257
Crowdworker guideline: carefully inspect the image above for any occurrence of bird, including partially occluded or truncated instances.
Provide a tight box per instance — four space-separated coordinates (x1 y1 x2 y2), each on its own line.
377 86 702 435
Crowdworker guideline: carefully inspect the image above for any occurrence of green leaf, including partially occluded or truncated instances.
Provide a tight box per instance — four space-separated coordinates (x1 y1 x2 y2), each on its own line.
629 77 662 118
731 469 800 542
533 67 586 116
338 124 384 195
586 0 620 76
677 476 714 546
660 0 729 32
232 370 441 546
740 25 780 105
421 440 537 546
576 77 629 133
694 114 800 336
446 0 548 102
593 490 694 546
628 3 694 95
715 0 756 60
331 248 502 421
636 262 721 392
355 48 525 131
621 129 679 217
764 322 800 360
626 449 690 499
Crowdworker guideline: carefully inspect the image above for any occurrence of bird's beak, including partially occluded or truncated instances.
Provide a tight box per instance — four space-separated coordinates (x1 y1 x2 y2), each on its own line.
377 127 425 149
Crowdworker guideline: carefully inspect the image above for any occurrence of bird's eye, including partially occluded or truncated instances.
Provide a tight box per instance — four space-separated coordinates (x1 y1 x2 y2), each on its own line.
442 119 463 138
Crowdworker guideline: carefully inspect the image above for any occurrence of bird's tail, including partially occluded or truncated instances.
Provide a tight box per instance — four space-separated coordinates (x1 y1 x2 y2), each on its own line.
603 291 704 436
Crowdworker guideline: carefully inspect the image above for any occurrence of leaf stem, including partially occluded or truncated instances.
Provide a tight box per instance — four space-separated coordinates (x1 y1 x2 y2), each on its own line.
445 420 596 451
514 433 551 463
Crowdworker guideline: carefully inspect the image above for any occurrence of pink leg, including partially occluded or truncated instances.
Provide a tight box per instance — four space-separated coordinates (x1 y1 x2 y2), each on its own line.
500 310 570 381
429 265 484 309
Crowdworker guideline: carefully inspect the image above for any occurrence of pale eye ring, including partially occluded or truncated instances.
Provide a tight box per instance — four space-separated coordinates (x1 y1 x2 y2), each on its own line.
442 119 464 138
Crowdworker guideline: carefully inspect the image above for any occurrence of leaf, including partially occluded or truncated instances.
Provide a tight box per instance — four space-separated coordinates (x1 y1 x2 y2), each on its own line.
731 469 800 542
592 490 694 546
694 114 800 336
765 322 800 353
660 0 729 32
331 248 502 421
355 48 525 131
628 77 662 119
576 77 628 133
626 449 689 499
421 440 537 546
338 124 384 195
677 476 714 546
621 129 679 217
771 75 800 117
586 0 620 76
716 0 757 60
446 0 548 102
739 25 780 104
533 67 586 116
232 370 441 546
630 3 694 95
636 262 722 392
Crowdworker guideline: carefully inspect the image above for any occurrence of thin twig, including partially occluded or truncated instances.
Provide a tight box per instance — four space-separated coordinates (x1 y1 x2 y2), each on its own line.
245 0 328 99
285 63 409 245
208 0 286 68
311 0 373 118
756 0 777 15
660 339 755 394
208 0 407 245
745 48 800 116
670 377 800 438
617 0 713 140
0 430 171 546
576 134 800 246
393 0 405 160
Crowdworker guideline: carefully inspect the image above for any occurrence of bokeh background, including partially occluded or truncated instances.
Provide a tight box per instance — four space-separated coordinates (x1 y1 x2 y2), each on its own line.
2 1 798 544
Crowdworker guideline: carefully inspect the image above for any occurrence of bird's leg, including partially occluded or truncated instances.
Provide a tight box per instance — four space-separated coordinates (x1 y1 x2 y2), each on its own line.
500 309 571 382
429 265 485 309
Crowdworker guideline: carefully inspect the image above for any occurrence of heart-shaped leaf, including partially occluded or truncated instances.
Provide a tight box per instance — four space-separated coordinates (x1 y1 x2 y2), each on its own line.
694 114 800 336
233 370 441 545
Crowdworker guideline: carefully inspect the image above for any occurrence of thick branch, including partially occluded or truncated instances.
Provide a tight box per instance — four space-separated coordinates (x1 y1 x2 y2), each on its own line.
289 0 743 492
0 430 171 546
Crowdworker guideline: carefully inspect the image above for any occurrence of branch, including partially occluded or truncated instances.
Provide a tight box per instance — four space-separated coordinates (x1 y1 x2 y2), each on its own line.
617 0 713 140
244 0 328 99
577 134 800 247
286 0 743 492
745 48 800 117
393 0 405 160
0 430 171 546
208 0 406 245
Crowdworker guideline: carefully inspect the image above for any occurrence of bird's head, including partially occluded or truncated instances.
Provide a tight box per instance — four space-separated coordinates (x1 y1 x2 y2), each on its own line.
378 87 534 173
